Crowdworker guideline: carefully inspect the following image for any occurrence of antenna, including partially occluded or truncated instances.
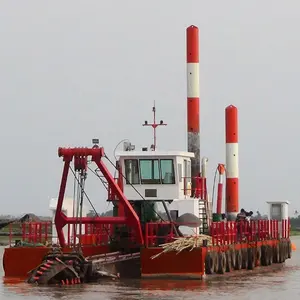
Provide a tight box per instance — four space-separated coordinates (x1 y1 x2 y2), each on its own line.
142 101 167 151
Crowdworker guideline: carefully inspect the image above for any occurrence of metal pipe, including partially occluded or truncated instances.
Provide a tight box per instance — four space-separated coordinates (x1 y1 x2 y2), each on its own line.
216 164 225 214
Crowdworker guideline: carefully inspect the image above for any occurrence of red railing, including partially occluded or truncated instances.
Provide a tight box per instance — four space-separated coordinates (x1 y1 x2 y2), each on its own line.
9 218 291 248
21 222 51 244
81 224 113 245
145 222 176 247
210 220 280 245
282 218 291 238
145 219 291 248
8 221 112 247
10 221 140 248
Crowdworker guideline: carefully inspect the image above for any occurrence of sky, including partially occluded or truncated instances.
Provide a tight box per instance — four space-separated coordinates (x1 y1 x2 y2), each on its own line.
0 0 299 217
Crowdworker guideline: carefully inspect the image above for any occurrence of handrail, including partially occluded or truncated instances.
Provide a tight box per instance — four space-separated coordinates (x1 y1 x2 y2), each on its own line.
7 218 291 249
144 219 290 248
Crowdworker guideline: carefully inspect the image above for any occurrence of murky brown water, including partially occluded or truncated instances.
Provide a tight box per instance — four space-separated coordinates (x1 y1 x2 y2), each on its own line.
1 238 299 299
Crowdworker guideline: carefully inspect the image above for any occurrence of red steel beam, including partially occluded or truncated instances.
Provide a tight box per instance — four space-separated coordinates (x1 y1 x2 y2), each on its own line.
55 147 144 247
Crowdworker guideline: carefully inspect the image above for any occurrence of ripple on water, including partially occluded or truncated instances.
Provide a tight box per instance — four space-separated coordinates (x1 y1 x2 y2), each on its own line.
0 237 300 299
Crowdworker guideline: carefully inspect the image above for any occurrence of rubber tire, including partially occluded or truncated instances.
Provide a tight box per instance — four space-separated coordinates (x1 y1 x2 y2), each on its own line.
273 244 280 263
284 241 288 260
242 248 248 269
226 251 233 272
230 249 236 269
267 246 273 265
282 242 286 262
256 247 261 266
278 242 282 263
279 242 285 263
282 242 286 260
235 250 242 270
213 252 219 273
287 240 292 259
205 252 214 274
248 248 255 270
261 245 268 266
218 252 226 274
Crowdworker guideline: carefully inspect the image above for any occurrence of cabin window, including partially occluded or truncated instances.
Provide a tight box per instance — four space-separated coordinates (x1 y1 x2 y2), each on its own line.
271 204 282 221
124 159 140 184
183 159 187 179
178 163 182 182
160 159 175 184
187 160 191 178
140 159 160 184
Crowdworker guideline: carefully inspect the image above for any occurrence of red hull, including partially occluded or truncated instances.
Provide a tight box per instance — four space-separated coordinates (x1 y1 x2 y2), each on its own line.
3 245 109 278
141 240 287 279
141 247 206 279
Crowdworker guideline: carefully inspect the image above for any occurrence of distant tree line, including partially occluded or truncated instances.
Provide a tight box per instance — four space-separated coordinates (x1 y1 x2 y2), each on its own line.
290 216 300 230
87 210 113 217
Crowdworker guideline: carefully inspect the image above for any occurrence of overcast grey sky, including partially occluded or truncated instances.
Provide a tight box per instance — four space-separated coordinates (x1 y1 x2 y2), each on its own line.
0 1 299 216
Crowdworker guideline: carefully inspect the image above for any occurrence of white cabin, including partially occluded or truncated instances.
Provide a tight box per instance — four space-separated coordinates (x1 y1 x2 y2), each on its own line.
116 150 194 201
266 201 290 238
116 148 211 235
266 201 289 221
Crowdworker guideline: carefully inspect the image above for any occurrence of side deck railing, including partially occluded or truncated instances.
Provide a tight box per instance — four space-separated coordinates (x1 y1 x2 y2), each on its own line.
6 218 290 248
21 221 51 244
145 219 291 248
7 221 140 248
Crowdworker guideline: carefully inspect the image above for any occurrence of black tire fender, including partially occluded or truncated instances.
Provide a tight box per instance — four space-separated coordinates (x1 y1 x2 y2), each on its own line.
235 249 242 270
284 241 288 260
230 249 236 269
287 240 292 259
248 248 255 270
261 245 268 266
273 244 280 263
256 247 261 266
267 245 273 265
205 252 214 275
242 248 248 269
225 251 233 272
279 242 285 263
213 251 219 273
218 252 226 274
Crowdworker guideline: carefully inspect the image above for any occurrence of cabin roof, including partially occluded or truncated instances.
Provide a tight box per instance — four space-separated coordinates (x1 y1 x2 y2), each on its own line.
266 201 290 205
115 150 194 158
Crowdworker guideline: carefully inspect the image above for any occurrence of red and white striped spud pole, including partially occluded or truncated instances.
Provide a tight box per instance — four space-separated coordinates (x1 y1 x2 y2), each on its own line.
186 25 200 189
225 105 239 220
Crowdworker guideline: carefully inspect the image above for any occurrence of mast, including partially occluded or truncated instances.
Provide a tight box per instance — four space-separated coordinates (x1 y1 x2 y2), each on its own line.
142 102 167 150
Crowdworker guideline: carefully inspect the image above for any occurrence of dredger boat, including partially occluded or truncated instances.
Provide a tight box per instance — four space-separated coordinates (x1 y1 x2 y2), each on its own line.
2 25 292 284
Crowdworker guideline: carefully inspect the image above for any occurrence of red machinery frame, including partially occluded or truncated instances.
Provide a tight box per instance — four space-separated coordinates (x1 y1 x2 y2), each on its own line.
55 147 144 248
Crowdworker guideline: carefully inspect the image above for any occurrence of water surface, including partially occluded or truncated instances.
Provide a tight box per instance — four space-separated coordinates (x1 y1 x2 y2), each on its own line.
1 238 299 299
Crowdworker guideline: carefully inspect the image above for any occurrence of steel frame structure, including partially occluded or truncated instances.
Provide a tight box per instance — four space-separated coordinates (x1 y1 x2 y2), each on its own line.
55 147 144 247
